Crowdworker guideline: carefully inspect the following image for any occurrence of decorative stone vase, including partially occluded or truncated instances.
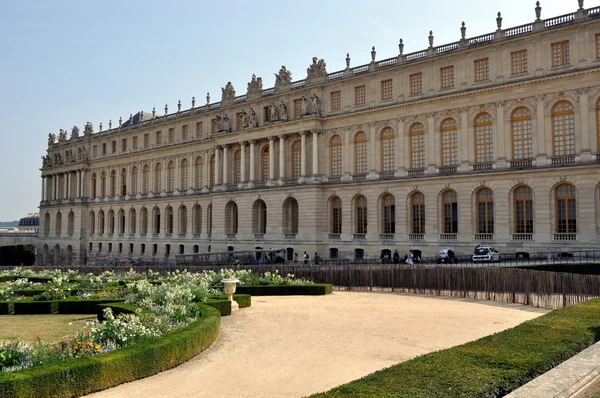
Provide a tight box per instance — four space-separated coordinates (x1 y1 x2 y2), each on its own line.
222 278 240 311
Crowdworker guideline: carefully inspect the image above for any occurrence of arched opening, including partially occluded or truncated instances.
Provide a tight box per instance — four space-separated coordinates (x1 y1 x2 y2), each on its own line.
329 196 342 234
98 210 105 234
354 131 367 175
193 204 202 234
252 200 267 234
121 168 127 196
410 192 425 235
107 209 115 234
409 123 425 170
165 244 171 257
193 245 199 253
441 118 458 167
67 211 74 235
441 190 458 234
131 167 138 195
180 159 189 191
380 194 395 234
282 197 299 234
118 243 123 253
165 206 174 234
89 211 95 234
55 211 62 235
207 204 213 235
179 244 185 254
474 113 493 164
209 155 215 187
354 248 364 260
380 127 395 173
142 165 150 194
100 171 106 197
195 157 203 189
511 107 533 160
44 212 50 235
291 140 302 179
118 209 125 234
98 242 103 252
233 149 241 184
555 183 577 238
552 101 575 157
225 201 238 234
260 146 269 182
286 247 294 261
475 188 494 236
179 205 188 234
167 161 175 192
92 173 97 198
43 244 49 265
53 245 60 266
153 207 161 234
154 163 162 193
329 248 339 259
110 169 116 197
329 135 342 177
140 207 148 234
354 195 367 234
513 185 534 238
129 208 136 234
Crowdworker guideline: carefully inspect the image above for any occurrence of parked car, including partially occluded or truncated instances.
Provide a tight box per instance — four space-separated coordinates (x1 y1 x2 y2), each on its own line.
473 247 500 263
438 249 458 264
515 251 530 260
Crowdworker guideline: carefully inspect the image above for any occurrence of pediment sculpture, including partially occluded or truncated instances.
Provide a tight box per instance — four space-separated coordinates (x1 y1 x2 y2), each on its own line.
41 155 51 168
246 74 263 97
275 66 292 88
58 129 67 142
221 82 236 105
307 57 327 78
48 133 57 145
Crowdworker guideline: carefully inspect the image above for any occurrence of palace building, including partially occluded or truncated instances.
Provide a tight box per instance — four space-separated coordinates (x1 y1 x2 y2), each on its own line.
38 2 600 266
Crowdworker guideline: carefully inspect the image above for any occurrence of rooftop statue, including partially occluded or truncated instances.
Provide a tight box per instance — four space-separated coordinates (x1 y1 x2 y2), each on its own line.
70 125 80 139
247 74 263 96
84 122 94 135
221 82 236 104
275 66 292 87
58 129 67 142
307 57 327 78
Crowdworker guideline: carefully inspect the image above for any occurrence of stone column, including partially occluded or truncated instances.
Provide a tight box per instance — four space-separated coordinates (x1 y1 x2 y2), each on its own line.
268 137 275 181
578 89 591 161
41 176 45 202
239 141 246 183
495 101 506 168
278 135 285 180
459 108 470 171
222 145 229 185
367 124 377 175
215 147 221 185
395 119 405 176
312 130 319 176
426 114 435 173
300 132 307 177
249 140 256 182
76 171 81 198
62 173 67 200
535 95 547 164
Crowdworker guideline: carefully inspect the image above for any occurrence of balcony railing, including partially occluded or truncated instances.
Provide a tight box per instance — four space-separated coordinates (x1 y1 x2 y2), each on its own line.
178 233 186 238
553 233 577 241
439 165 457 174
408 233 424 240
352 173 368 181
129 233 135 238
380 170 395 179
512 233 533 241
193 233 202 239
473 162 493 171
226 233 237 239
379 233 395 241
328 233 341 240
253 233 265 240
284 233 297 240
408 168 425 177
551 155 575 165
510 159 533 169
439 233 457 240
353 233 366 240
474 233 494 241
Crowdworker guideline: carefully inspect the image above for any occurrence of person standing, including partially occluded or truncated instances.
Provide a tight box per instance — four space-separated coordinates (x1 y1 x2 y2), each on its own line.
303 251 309 265
294 252 299 264
314 252 320 265
407 250 414 266
393 249 400 264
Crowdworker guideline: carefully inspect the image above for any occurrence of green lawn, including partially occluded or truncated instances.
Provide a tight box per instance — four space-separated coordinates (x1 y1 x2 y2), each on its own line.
0 315 96 343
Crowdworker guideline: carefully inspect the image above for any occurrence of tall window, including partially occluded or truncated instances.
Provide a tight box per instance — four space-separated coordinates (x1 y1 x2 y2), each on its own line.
330 135 342 177
168 128 175 143
291 140 302 178
98 210 105 234
440 66 455 88
132 136 138 150
92 173 97 198
195 157 203 189
140 208 148 234
226 202 238 234
354 131 368 175
129 208 136 234
381 194 395 234
596 33 600 59
410 123 425 169
120 168 127 196
253 200 267 234
108 210 115 234
381 79 393 100
167 161 175 192
410 73 423 94
180 159 189 190
355 85 366 106
441 190 458 234
476 188 494 234
441 118 458 166
55 212 62 234
110 170 116 197
209 155 215 187
261 146 269 182
100 172 106 197
143 133 149 148
475 113 493 164
89 211 95 234
182 125 188 140
552 101 575 156
514 186 533 234
331 91 341 110
410 192 425 234
283 198 299 234
474 58 489 82
193 205 202 233
551 41 570 67
156 131 162 145
154 163 162 193
511 50 528 75
142 165 150 194
511 107 533 160
330 197 342 234
195 121 203 138
293 99 302 119
233 149 241 184
597 98 600 152
380 128 395 172
355 195 367 234
556 184 576 234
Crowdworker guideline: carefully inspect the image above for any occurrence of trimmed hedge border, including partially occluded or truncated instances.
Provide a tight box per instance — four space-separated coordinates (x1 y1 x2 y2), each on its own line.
0 302 221 398
513 263 600 275
206 294 252 316
235 284 332 296
310 298 600 397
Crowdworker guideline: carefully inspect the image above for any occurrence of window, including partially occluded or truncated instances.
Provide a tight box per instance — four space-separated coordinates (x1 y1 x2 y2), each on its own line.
193 205 202 233
236 112 244 130
225 202 238 234
331 91 341 110
555 183 576 233
120 168 127 196
551 41 570 67
143 134 149 148
98 210 105 234
511 50 528 75
355 195 367 234
154 163 162 193
410 192 425 234
93 145 98 158
261 145 269 182
91 173 97 198
597 98 600 152
381 194 395 234
210 155 215 187
167 161 175 192
195 121 203 138
410 73 423 95
410 123 425 169
109 170 116 197
441 118 458 166
355 85 366 105
283 198 299 234
354 131 368 175
440 66 455 88
182 125 188 140
131 166 138 195
330 197 342 234
102 143 107 155
129 208 136 234
511 107 533 160
168 128 174 143
330 135 342 177
475 113 493 164
195 157 203 189
108 210 115 234
253 200 267 234
380 128 395 172
132 136 138 150
111 141 116 153
474 58 489 82
552 101 575 156
55 212 62 234
476 188 494 234
596 33 600 58
291 140 302 179
156 131 162 145
263 106 270 123
100 172 106 197
293 99 302 119
89 211 95 234
180 159 188 190
141 207 148 234
441 190 458 234
381 79 393 100
165 206 173 234
233 149 241 184
121 139 127 152
211 119 217 133
142 165 150 194
514 186 533 234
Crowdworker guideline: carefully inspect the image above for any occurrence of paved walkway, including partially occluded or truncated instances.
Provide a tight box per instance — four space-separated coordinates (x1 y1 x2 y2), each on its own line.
86 292 546 398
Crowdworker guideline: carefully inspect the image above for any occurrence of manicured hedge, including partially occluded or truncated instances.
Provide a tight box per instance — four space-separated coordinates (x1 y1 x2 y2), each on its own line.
14 301 58 315
0 303 221 398
235 284 332 296
59 299 126 315
310 298 600 397
0 302 14 315
97 302 140 321
514 263 600 275
11 289 47 297
0 245 36 266
205 294 251 316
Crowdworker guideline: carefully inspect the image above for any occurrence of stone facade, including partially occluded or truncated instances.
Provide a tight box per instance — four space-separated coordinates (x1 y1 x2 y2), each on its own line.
38 2 600 265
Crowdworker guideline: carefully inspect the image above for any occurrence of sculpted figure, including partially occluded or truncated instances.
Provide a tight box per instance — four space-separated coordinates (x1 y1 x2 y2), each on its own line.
248 108 257 128
279 101 288 122
41 155 51 168
311 94 321 114
269 102 278 122
221 82 236 103
240 110 248 128
81 146 88 161
70 125 80 139
84 122 94 135
58 129 67 142
275 65 292 87
247 74 263 96
307 57 327 78
300 95 308 116
221 114 230 132
48 133 56 145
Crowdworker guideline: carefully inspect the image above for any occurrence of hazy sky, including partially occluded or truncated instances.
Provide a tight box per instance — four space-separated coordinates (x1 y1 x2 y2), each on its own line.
0 0 595 221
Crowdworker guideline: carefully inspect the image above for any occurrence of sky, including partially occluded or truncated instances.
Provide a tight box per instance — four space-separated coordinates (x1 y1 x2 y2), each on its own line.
0 0 596 221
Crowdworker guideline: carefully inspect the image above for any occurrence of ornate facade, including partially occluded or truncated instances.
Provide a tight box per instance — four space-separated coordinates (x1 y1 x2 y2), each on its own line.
39 2 600 265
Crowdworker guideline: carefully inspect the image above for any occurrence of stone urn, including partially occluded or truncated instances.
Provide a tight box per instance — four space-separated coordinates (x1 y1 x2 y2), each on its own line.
221 278 240 311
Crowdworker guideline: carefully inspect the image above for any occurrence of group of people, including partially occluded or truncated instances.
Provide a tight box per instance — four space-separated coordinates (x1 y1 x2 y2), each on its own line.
381 249 422 265
293 251 320 265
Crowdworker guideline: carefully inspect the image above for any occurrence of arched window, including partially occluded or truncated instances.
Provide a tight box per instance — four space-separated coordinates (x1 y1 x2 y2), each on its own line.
252 200 267 234
193 205 202 234
410 192 425 234
597 98 600 152
475 113 493 164
153 207 161 234
108 209 115 234
66 245 73 266
179 205 187 234
330 197 342 234
552 101 575 156
167 161 175 192
476 188 494 234
511 107 533 160
89 211 95 234
354 195 367 234
225 201 239 234
381 194 395 234
110 170 116 197
100 172 106 197
514 186 533 235
261 146 269 182
55 211 62 234
43 213 50 235
165 206 173 234
92 173 97 198
140 207 148 234
233 150 241 184
380 128 395 173
291 140 302 179
441 118 458 166
67 211 74 235
98 210 105 234
142 165 150 194
441 190 458 234
354 131 368 175
129 208 136 234
555 183 576 234
410 123 425 169
329 135 342 177
118 209 125 234
283 197 299 234
180 159 189 191
154 163 162 193
207 204 213 234
210 155 216 187
131 166 138 195
195 157 203 189
120 168 127 196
